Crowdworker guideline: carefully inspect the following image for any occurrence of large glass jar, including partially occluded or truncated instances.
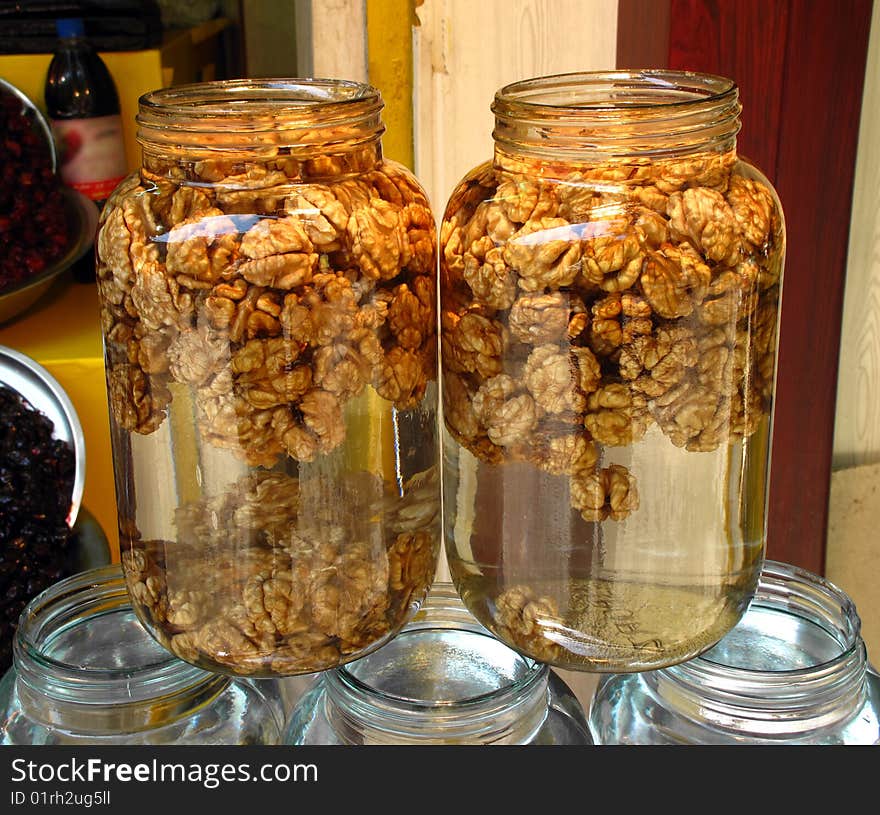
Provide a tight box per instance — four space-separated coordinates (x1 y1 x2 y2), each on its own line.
0 566 284 744
588 560 880 744
440 70 784 672
284 584 593 745
95 79 440 677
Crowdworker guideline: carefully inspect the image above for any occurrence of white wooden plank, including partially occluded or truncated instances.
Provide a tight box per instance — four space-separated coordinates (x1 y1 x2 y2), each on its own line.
414 0 619 212
832 2 880 471
310 0 369 82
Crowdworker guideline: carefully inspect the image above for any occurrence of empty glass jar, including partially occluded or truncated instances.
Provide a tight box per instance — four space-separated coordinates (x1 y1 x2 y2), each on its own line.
284 584 593 744
588 560 880 744
440 70 784 672
0 566 284 744
95 79 440 677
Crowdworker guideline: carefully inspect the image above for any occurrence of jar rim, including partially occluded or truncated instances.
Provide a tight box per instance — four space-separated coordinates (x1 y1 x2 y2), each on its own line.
136 78 386 156
694 559 862 680
493 69 737 114
13 565 222 702
322 583 551 743
491 69 741 162
645 559 870 736
139 77 381 118
334 583 546 710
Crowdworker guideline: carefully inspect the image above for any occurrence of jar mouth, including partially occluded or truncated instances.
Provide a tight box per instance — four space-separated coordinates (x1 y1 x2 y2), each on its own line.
696 560 861 678
139 78 382 124
137 78 385 155
649 560 868 736
494 70 737 114
14 565 225 708
326 584 550 743
492 69 741 161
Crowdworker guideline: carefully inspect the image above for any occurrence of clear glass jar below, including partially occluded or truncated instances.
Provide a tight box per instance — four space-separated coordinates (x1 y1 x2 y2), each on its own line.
588 560 880 744
283 584 593 744
440 70 784 672
95 79 440 677
0 566 284 744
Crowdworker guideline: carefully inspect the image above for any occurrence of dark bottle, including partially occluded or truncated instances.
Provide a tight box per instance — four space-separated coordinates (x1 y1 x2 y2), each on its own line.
45 17 128 283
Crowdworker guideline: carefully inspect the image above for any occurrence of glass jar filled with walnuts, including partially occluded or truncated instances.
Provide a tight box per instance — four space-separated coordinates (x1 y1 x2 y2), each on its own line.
95 79 440 677
440 70 785 673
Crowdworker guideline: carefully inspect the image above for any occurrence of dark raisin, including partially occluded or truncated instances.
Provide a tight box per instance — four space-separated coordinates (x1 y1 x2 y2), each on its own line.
0 385 76 671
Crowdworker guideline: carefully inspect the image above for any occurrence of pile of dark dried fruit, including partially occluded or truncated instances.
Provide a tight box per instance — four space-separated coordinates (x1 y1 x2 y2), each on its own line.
0 84 70 292
0 385 76 671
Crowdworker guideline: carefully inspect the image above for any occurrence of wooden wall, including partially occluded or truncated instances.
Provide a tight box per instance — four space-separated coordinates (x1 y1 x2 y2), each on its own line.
618 0 874 576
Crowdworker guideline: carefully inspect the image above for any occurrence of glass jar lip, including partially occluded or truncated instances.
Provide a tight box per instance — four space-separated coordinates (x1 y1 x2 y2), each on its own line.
13 565 216 698
685 559 862 681
493 69 738 115
137 77 383 128
332 583 547 712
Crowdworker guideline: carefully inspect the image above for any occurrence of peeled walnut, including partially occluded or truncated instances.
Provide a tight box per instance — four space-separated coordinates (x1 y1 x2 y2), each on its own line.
279 272 359 346
580 222 643 293
463 236 518 310
508 291 580 345
653 151 735 194
495 174 558 223
570 464 639 522
441 310 507 380
588 291 653 358
531 431 598 477
108 362 170 435
348 198 408 280
640 242 711 319
167 326 230 386
726 174 777 249
523 344 585 415
651 380 732 452
493 585 564 664
484 393 540 448
583 383 649 447
165 210 237 277
698 268 758 326
374 346 429 410
667 186 740 265
388 276 435 351
503 217 582 292
619 324 698 398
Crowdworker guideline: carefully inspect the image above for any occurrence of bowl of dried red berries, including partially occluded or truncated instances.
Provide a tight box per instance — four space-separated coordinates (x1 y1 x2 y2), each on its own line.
0 79 95 325
0 344 92 671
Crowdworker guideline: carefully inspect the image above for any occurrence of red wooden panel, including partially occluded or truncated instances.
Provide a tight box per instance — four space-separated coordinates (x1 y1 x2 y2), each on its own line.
616 0 671 69
667 0 789 196
765 0 872 572
618 0 873 574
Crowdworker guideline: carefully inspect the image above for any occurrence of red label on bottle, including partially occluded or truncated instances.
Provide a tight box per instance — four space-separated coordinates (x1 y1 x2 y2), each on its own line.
51 114 128 202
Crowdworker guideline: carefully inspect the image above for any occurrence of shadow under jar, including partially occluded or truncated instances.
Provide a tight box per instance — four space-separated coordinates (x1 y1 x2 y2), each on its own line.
95 79 440 677
440 70 785 673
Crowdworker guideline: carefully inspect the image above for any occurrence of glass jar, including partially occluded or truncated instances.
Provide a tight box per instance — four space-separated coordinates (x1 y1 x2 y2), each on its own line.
284 583 593 744
588 560 880 744
94 79 440 677
0 566 284 744
440 70 784 672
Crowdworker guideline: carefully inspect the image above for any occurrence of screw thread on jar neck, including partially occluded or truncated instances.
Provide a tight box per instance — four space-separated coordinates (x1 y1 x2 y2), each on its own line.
136 78 386 176
321 585 551 745
491 69 741 171
645 560 869 739
12 566 230 735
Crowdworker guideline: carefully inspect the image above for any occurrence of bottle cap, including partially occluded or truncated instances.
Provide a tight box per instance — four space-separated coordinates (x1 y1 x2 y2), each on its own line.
56 18 85 38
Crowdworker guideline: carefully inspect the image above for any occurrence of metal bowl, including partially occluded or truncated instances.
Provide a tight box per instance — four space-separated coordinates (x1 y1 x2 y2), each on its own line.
0 187 98 326
0 345 86 527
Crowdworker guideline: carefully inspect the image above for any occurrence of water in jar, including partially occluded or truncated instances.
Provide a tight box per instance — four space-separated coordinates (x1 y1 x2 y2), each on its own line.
444 414 769 672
